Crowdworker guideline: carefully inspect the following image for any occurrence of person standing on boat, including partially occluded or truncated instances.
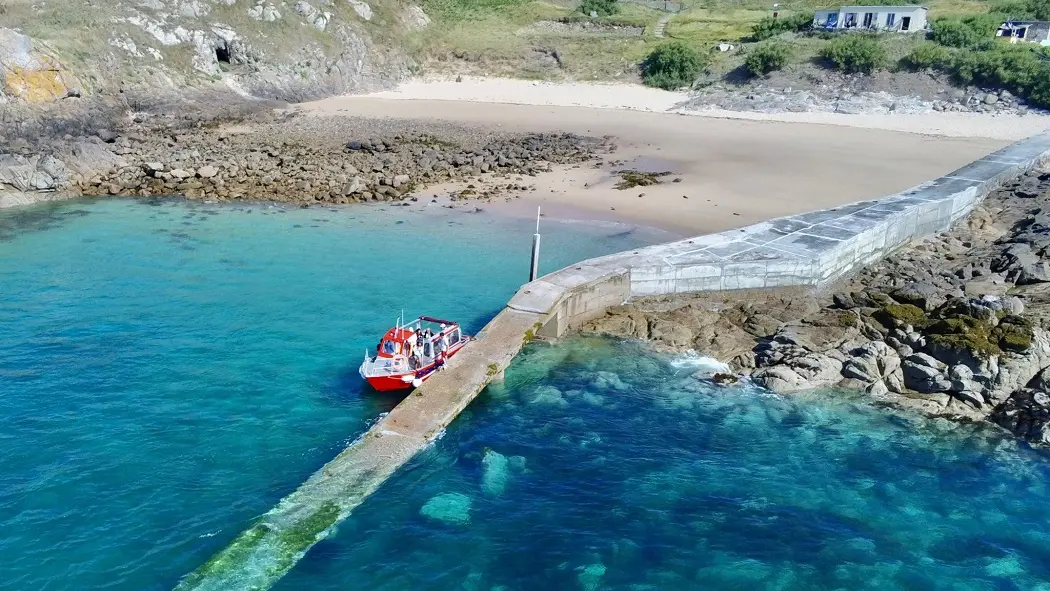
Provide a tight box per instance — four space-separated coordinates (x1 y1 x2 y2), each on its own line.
435 325 449 370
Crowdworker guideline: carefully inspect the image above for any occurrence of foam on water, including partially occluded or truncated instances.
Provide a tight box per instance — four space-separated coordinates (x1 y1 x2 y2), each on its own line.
668 349 731 374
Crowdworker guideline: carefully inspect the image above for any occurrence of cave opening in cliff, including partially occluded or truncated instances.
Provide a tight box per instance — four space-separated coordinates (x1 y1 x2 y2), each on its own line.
215 44 231 64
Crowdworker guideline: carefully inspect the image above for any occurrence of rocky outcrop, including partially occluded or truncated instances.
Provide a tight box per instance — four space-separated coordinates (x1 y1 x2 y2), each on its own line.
583 167 1050 442
683 70 1040 117
72 128 605 204
0 28 80 103
841 341 904 396
991 388 1050 445
2 0 418 106
0 114 609 208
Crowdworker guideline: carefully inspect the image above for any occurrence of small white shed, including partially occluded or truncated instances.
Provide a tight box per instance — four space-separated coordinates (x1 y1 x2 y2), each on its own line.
812 5 928 32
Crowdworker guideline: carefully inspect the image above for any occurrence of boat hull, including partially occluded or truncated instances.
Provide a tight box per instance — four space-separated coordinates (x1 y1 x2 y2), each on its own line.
360 340 468 392
366 373 421 392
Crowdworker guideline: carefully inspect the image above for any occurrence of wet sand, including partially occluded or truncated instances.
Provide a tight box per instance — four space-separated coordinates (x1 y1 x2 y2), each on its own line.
303 96 1009 235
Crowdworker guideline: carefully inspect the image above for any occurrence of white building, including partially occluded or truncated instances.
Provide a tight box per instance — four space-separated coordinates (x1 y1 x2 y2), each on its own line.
813 5 929 33
996 21 1050 45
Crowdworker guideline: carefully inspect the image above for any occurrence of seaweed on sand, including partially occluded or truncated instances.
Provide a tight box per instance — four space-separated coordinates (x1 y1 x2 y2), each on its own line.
613 170 672 190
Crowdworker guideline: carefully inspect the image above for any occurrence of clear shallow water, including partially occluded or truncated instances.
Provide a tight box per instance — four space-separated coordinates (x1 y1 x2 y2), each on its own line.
6 200 1050 591
0 198 656 590
278 339 1050 591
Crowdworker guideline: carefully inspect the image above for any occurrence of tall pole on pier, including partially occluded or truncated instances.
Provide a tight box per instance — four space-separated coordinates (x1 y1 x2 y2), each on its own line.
529 207 541 282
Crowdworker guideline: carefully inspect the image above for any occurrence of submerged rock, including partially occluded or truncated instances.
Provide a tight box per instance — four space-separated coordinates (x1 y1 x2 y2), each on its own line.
419 492 472 525
577 563 606 591
529 385 569 407
481 449 509 497
591 371 629 392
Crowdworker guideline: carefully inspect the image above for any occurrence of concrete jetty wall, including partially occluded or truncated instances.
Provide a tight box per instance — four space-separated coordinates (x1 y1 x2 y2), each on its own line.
515 131 1050 338
178 131 1050 590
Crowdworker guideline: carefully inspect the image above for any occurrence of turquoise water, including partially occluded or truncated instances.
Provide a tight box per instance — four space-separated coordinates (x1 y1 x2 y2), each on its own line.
4 199 1050 590
277 340 1050 591
0 198 656 590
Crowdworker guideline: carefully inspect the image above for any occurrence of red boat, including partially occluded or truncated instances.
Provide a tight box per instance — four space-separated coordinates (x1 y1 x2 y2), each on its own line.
359 315 471 392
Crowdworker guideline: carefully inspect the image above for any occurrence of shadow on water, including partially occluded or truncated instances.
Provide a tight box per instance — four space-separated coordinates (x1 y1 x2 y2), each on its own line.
0 200 92 241
323 366 406 416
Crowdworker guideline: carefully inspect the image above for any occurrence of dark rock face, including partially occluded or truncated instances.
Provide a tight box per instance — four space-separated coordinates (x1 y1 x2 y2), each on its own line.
991 388 1050 445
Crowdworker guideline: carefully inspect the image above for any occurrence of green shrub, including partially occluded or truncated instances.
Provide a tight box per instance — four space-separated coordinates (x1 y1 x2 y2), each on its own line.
745 42 793 76
952 44 1050 108
642 41 704 90
930 18 983 48
931 15 1002 48
750 12 814 41
820 35 886 74
579 0 618 16
995 0 1050 20
903 43 954 70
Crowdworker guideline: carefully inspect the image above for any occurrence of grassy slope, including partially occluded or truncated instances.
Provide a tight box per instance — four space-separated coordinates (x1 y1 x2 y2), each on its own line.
0 0 1009 95
408 0 996 82
410 0 666 80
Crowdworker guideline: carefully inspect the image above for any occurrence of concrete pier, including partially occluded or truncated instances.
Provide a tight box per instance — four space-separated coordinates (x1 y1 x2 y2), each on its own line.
175 308 541 591
177 132 1050 590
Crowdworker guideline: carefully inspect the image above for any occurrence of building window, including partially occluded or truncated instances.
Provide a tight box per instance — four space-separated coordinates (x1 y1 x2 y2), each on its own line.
901 16 911 31
863 12 874 27
886 13 896 27
1017 27 1028 38
844 12 857 27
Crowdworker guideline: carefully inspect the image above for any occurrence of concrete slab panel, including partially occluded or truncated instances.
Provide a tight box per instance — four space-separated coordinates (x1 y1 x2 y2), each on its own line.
701 240 758 260
769 218 814 234
799 224 855 241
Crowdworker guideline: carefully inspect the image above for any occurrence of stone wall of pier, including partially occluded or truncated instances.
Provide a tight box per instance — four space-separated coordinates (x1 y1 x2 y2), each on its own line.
512 131 1050 336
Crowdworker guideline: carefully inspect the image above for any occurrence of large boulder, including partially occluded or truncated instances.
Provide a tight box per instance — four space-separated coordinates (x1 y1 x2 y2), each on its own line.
990 388 1050 445
751 352 844 394
902 353 950 393
0 153 70 193
991 328 1050 402
892 282 945 312
840 340 904 395
992 242 1050 284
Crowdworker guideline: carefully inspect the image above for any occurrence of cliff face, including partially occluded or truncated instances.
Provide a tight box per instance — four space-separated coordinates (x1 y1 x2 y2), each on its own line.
0 0 420 105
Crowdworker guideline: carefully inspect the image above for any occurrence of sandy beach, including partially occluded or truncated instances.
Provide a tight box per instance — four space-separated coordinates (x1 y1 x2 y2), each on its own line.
304 81 1018 235
350 77 1050 141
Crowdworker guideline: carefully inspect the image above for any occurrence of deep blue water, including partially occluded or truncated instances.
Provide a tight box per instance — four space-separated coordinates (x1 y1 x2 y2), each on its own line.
3 198 1050 590
280 340 1050 591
